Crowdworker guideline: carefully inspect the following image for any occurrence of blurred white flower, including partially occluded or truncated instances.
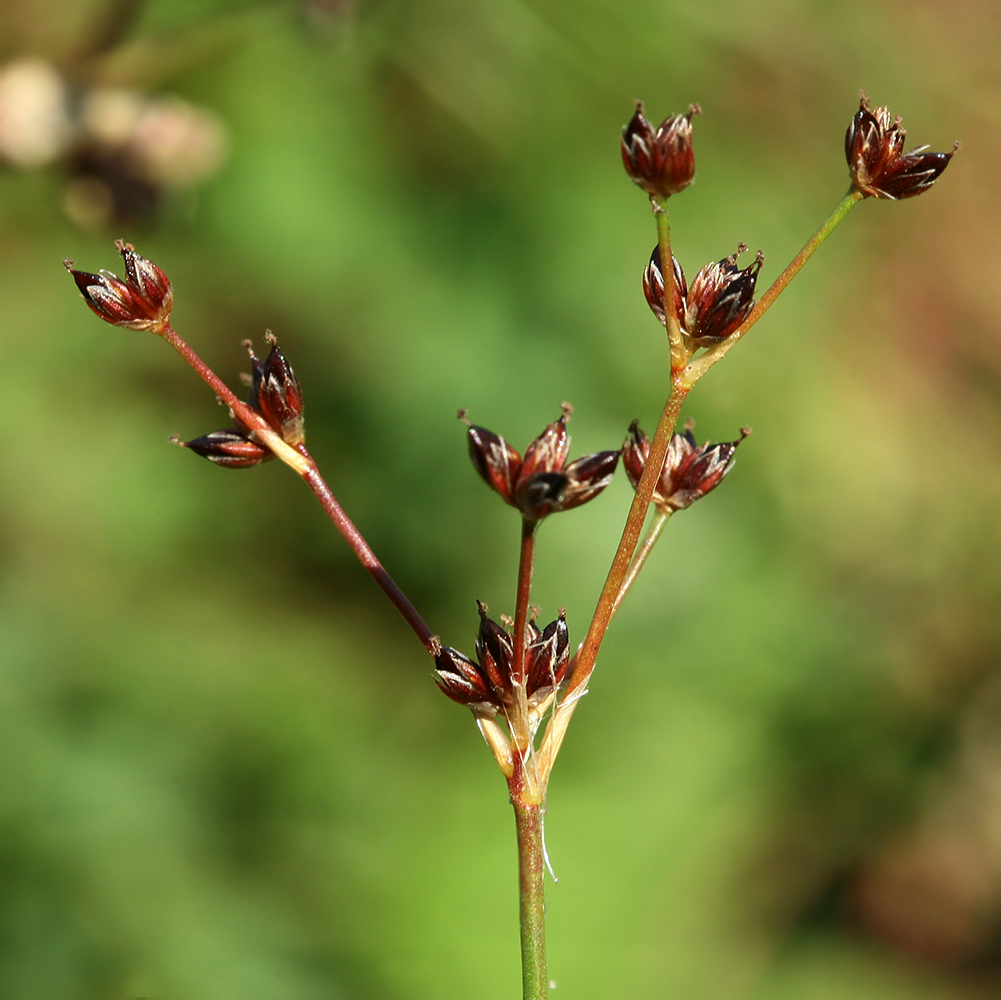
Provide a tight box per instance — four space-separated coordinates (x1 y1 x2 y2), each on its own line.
130 97 228 186
0 58 72 168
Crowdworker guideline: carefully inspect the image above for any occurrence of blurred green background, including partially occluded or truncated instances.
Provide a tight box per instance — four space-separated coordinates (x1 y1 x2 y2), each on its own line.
2 0 1000 996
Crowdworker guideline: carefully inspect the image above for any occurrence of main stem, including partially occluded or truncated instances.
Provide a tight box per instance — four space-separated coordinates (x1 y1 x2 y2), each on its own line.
512 790 547 1000
568 206 686 694
571 390 686 701
657 205 689 373
160 324 437 653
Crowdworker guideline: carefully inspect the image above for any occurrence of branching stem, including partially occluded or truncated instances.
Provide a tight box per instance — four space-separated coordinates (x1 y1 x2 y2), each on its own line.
537 377 689 785
537 189 863 787
611 510 670 619
160 324 437 653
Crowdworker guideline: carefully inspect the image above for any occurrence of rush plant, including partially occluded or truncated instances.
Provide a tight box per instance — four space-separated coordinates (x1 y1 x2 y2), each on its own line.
65 92 956 999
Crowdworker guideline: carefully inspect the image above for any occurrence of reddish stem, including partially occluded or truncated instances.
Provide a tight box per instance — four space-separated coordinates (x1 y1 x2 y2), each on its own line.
298 460 437 651
537 380 688 784
512 519 537 686
509 517 538 747
160 324 437 653
566 381 687 700
610 509 670 619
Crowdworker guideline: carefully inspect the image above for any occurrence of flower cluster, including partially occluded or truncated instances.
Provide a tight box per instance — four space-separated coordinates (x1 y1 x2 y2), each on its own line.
643 243 763 346
621 101 700 203
181 335 305 467
62 97 958 804
622 420 749 514
845 93 957 201
462 404 619 523
434 603 570 717
64 240 173 332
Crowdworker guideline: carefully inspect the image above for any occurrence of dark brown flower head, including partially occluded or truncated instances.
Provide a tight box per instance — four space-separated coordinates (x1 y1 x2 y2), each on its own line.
434 603 570 714
461 404 619 522
621 101 700 202
684 245 763 347
176 429 274 469
623 419 749 513
845 93 957 200
642 244 687 330
64 239 173 332
182 335 305 469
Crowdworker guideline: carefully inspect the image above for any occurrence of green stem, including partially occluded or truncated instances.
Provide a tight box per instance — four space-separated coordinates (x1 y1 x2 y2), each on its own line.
513 792 547 1000
684 188 862 385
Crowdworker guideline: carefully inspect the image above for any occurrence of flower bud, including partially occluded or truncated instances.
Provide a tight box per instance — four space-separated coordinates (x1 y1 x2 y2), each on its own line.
181 336 305 470
178 429 273 469
510 409 573 519
257 335 305 447
684 245 763 346
237 336 305 447
64 239 172 332
623 420 749 513
516 408 571 485
845 93 957 200
643 244 687 329
461 411 521 503
621 101 700 202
